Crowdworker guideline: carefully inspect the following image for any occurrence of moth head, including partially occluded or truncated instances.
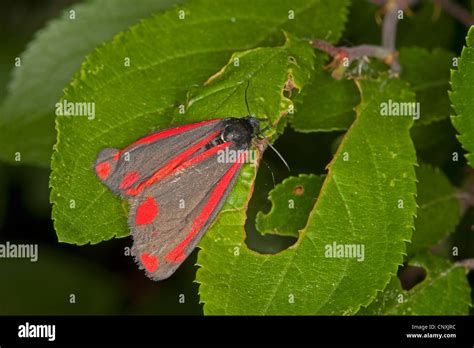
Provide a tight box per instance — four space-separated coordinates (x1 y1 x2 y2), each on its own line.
221 117 259 148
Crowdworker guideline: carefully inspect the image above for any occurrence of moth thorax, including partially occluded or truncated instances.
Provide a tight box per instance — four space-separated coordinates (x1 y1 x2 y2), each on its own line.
222 125 250 148
222 117 259 149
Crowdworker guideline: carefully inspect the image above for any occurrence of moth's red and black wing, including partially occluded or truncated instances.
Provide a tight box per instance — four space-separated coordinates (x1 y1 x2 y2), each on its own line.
128 141 247 280
94 119 224 197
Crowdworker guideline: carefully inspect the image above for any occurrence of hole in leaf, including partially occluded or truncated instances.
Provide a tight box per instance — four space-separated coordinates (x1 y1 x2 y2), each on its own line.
397 265 427 290
245 128 340 254
293 185 304 195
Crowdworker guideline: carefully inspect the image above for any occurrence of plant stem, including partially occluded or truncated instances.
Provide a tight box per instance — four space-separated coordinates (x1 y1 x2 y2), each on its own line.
371 0 474 26
435 0 474 26
456 259 474 271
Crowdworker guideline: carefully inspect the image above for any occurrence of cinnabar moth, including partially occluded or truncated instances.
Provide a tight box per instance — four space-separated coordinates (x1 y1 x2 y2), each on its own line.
93 85 275 280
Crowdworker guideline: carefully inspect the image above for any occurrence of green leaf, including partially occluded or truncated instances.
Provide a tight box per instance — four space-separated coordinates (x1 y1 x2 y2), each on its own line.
408 165 460 256
292 46 455 133
400 47 454 126
411 119 454 153
256 174 323 237
174 33 314 126
450 26 474 168
0 0 188 167
410 119 460 167
197 76 417 314
290 64 359 132
50 0 350 245
358 253 471 315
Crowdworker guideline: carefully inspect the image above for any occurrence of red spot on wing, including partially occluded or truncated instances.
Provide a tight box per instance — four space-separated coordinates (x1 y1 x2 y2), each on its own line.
95 162 111 180
165 152 246 263
135 197 159 225
115 119 220 159
166 249 186 263
119 171 140 190
126 129 222 196
140 252 159 272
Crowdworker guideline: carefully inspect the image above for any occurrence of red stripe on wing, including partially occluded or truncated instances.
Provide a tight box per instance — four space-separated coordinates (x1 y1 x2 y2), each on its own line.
126 129 221 196
165 152 247 263
171 141 231 174
119 171 140 189
114 119 220 159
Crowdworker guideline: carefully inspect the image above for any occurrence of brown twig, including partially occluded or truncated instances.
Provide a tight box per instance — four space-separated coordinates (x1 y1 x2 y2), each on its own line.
381 1 417 46
373 0 474 26
381 1 399 52
312 0 407 78
434 0 474 26
456 258 474 271
314 0 474 79
310 40 400 78
379 0 420 73
456 168 474 216
457 191 474 216
311 40 397 65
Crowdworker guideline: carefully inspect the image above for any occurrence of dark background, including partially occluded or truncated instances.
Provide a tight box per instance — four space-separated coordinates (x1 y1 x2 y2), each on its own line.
0 0 473 315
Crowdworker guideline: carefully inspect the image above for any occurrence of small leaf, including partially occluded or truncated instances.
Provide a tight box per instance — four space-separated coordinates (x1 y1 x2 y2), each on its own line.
358 253 471 315
197 76 417 315
408 165 460 256
256 174 323 237
450 26 474 168
400 47 454 126
290 65 359 132
176 33 313 126
50 0 349 245
0 0 187 167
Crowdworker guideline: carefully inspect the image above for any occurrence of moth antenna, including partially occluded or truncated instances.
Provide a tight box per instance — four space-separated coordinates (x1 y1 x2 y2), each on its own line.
244 80 252 116
245 79 287 171
244 80 270 124
261 159 276 188
267 141 290 172
259 133 290 172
